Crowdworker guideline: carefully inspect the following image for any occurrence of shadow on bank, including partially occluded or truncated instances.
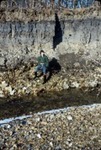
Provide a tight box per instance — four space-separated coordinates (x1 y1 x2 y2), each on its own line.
46 57 61 82
53 13 63 49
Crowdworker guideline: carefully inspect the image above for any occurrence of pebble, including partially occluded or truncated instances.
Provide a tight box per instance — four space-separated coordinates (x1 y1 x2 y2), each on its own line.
37 134 41 139
67 115 73 121
63 81 69 90
3 124 11 129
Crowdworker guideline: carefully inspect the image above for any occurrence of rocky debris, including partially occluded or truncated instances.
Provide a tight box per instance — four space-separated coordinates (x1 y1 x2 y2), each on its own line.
0 90 4 97
0 81 15 96
63 80 69 90
70 81 80 88
0 104 101 149
0 63 101 98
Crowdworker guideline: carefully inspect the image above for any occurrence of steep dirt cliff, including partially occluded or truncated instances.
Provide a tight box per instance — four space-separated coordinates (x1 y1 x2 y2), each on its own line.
0 0 101 70
0 7 101 70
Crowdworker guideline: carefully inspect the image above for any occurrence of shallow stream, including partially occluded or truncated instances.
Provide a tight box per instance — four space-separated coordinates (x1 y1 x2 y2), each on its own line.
0 88 101 120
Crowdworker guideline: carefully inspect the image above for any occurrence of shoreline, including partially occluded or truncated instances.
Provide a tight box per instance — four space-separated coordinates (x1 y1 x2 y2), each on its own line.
0 103 101 149
0 103 100 126
0 87 101 120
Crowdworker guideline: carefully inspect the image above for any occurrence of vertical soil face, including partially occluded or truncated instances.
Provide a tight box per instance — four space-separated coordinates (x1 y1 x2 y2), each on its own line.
0 17 101 70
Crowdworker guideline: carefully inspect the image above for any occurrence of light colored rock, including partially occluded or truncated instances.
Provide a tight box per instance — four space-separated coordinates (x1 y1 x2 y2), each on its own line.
63 81 69 90
0 90 4 97
4 124 11 129
95 67 101 73
5 86 15 95
88 80 98 88
37 134 41 139
50 142 53 147
74 62 80 68
67 115 73 121
71 81 79 88
23 87 27 91
0 81 8 88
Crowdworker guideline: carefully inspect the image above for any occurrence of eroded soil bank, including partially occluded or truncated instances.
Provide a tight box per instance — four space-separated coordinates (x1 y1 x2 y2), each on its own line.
0 3 101 149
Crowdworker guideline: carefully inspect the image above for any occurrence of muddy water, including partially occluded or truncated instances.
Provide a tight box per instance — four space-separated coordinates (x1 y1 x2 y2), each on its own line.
0 89 101 120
